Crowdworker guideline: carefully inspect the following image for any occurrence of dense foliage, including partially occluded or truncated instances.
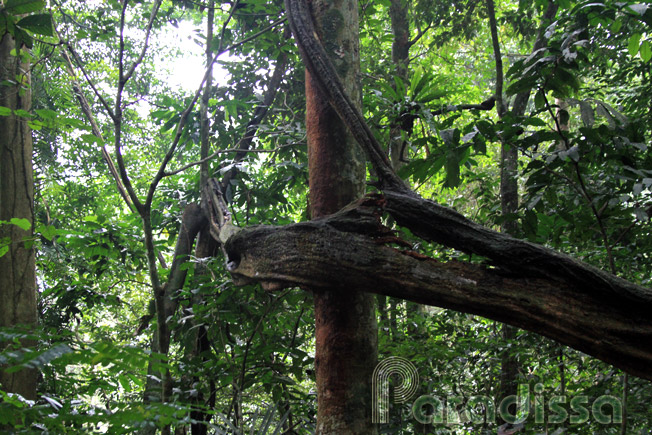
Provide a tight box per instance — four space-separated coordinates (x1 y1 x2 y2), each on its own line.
1 0 651 433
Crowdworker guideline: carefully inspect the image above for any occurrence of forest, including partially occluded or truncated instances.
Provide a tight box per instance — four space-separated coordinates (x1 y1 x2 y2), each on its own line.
1 0 652 433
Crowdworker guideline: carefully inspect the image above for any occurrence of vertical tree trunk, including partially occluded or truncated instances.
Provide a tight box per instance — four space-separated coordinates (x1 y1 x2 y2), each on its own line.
496 3 558 413
191 5 217 432
0 33 38 400
388 0 409 169
305 1 378 433
486 0 519 410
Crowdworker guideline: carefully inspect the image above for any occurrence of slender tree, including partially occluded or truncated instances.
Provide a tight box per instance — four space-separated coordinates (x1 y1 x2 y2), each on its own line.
486 0 520 414
0 32 38 400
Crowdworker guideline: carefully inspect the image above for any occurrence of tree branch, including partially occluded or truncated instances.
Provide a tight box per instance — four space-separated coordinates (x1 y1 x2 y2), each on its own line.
430 96 496 116
223 195 652 381
165 145 293 177
121 0 163 85
64 43 116 122
285 0 407 192
220 45 289 191
145 17 287 209
486 0 505 117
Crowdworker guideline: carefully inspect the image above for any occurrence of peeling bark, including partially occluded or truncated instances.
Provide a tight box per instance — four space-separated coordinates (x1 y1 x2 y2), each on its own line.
278 0 652 386
382 190 652 306
224 195 652 381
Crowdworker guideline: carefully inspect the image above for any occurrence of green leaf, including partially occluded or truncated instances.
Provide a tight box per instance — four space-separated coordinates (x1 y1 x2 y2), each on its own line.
13 26 34 49
13 109 31 118
4 0 45 14
81 133 101 145
35 108 57 119
557 0 571 9
628 33 641 56
10 218 31 231
16 14 53 36
37 224 57 241
0 106 11 116
419 88 447 103
640 40 652 62
521 116 547 127
506 75 538 96
393 75 406 98
410 66 425 97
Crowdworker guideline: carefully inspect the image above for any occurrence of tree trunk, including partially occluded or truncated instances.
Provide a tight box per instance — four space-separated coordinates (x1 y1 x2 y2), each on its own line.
388 0 409 169
0 33 38 400
304 1 378 433
191 4 216 432
486 0 520 410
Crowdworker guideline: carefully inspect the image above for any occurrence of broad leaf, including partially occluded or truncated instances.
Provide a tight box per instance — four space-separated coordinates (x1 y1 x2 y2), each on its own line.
16 13 53 36
3 0 45 14
628 33 641 56
10 217 31 231
640 40 652 62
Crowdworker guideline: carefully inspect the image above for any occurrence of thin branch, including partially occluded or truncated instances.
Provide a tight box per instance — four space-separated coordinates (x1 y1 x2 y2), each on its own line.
53 23 133 210
122 0 163 84
145 17 288 209
218 0 240 53
431 97 495 116
164 146 293 177
114 0 144 213
200 0 216 188
541 90 615 272
486 0 505 117
612 203 652 247
220 43 290 191
65 43 116 122
227 290 291 420
409 22 433 47
221 17 287 55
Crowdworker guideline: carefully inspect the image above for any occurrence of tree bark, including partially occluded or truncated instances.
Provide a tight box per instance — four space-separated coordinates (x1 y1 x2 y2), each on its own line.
0 33 38 400
303 0 378 433
223 195 652 381
486 0 519 409
388 0 410 169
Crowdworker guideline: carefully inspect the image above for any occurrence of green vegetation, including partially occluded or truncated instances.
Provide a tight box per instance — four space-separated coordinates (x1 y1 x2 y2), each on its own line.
1 0 651 433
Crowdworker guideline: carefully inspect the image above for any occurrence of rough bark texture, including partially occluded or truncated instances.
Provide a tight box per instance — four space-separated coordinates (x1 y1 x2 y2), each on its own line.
0 34 38 399
224 195 652 380
304 0 378 433
286 0 406 192
285 0 652 388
